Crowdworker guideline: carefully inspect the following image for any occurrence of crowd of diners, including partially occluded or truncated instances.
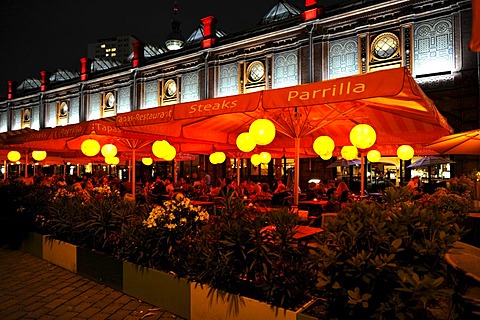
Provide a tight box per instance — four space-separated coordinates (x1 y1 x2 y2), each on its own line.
2 169 398 217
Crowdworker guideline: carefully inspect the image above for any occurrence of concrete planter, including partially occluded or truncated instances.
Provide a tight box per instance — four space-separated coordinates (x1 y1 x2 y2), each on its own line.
76 246 123 291
190 283 316 320
123 261 191 320
21 232 43 259
42 236 77 272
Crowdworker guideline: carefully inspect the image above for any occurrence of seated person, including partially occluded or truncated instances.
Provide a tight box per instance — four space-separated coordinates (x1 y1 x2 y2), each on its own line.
250 183 272 202
271 184 290 207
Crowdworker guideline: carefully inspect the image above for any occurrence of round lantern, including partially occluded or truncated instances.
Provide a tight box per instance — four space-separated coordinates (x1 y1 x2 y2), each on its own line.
249 119 276 146
251 154 261 166
216 152 226 164
236 132 256 152
350 124 376 149
81 139 100 157
163 145 177 161
367 150 381 163
106 156 119 165
397 145 414 161
259 151 271 164
152 140 170 159
7 151 21 162
341 146 358 160
142 157 153 166
105 157 113 165
32 150 47 162
101 144 117 158
313 136 335 156
209 153 218 164
320 152 332 160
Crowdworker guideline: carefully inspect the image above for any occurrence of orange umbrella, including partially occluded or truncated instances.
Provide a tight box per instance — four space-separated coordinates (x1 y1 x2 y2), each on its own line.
425 129 480 155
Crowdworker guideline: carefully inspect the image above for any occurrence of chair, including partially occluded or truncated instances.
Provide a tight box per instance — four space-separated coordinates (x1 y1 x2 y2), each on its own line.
213 196 226 214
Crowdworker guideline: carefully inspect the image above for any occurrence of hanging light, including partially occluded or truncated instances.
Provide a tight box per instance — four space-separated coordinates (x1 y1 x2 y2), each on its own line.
251 154 261 166
341 146 358 160
249 119 276 146
32 150 47 162
216 152 226 163
152 140 171 159
236 132 256 152
367 150 381 163
142 157 153 166
81 139 100 157
209 153 218 164
163 145 177 161
105 157 114 165
320 152 332 160
105 156 119 165
350 124 376 149
101 144 117 158
259 151 271 164
7 151 21 162
313 136 335 156
397 145 414 161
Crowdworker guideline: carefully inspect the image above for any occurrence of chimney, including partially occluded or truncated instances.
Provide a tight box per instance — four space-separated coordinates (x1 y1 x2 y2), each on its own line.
132 41 145 68
40 70 51 92
302 0 323 21
201 16 217 49
80 57 92 81
7 80 16 100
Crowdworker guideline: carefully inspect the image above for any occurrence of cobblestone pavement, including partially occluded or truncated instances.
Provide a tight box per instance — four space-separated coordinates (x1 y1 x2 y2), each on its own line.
0 247 185 320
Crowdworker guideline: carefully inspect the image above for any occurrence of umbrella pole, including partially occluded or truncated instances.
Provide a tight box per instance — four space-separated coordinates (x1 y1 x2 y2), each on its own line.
360 153 365 197
236 158 240 186
294 137 300 206
131 149 136 197
4 160 7 180
25 153 28 178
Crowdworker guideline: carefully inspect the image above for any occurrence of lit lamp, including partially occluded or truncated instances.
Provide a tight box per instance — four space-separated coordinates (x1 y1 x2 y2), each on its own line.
249 119 276 146
341 146 358 160
259 151 271 164
320 152 332 160
313 136 335 156
101 144 117 158
110 157 120 165
209 153 218 164
236 132 256 152
397 145 414 161
251 154 261 166
32 150 47 162
350 124 376 149
163 145 177 161
216 152 226 163
142 157 153 166
7 151 21 162
81 139 100 157
367 150 381 163
152 140 171 159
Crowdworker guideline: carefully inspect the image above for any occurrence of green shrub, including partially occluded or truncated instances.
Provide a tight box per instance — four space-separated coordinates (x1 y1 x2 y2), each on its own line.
309 185 464 319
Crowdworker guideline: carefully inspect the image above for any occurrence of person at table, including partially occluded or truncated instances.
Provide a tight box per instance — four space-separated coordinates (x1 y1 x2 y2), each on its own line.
271 183 290 207
273 180 285 194
251 183 273 202
209 179 223 197
221 178 239 198
195 178 210 196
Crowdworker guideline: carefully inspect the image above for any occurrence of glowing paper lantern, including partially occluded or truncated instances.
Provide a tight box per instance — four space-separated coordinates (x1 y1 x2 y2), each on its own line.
236 132 256 152
341 146 358 160
313 136 335 156
101 144 117 158
32 150 47 162
216 152 226 163
142 157 153 165
163 145 177 161
259 151 271 164
397 145 414 161
209 153 218 164
350 124 376 149
249 119 276 146
251 154 261 166
110 157 120 165
152 140 170 159
367 150 381 163
320 152 332 160
81 139 101 156
7 151 21 162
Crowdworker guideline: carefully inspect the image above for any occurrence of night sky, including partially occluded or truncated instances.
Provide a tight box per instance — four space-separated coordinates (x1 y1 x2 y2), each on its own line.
0 0 312 97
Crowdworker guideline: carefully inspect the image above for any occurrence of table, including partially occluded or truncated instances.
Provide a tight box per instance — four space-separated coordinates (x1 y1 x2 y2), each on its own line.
190 200 215 207
298 200 328 206
293 225 323 240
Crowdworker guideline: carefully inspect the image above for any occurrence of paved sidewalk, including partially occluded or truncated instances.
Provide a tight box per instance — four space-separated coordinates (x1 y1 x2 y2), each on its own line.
0 247 184 320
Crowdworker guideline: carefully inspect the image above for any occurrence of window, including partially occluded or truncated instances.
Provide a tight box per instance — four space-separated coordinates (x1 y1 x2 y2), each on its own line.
372 33 399 60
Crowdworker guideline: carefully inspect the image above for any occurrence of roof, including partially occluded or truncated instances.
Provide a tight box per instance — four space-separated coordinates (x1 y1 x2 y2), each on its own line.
258 0 301 25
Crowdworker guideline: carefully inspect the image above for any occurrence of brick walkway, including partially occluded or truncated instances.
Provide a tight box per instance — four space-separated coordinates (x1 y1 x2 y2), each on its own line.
0 247 185 320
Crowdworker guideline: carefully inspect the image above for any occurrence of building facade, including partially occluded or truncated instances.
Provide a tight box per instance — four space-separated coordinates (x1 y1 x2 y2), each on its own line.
0 0 478 187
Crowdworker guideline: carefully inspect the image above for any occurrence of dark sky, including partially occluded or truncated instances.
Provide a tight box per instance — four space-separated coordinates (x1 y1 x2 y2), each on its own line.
0 0 309 97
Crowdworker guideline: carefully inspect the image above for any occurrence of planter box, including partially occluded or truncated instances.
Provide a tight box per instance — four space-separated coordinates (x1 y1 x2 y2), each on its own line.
21 232 43 259
123 261 191 320
76 247 123 291
190 283 316 320
42 236 77 272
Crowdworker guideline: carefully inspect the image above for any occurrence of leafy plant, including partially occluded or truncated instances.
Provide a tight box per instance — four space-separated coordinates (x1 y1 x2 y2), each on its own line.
309 185 464 319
